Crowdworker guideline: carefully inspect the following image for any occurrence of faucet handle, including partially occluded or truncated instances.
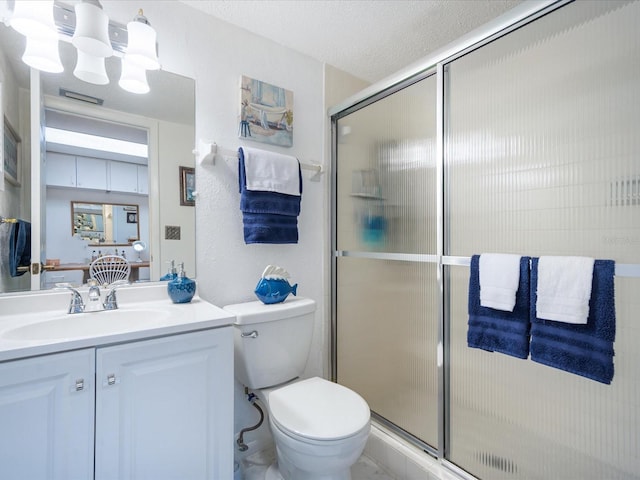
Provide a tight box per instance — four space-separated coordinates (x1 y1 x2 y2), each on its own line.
55 283 85 314
103 280 129 310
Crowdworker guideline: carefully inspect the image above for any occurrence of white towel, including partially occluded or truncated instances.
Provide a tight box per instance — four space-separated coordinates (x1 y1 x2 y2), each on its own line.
536 256 595 324
479 253 522 311
242 146 300 196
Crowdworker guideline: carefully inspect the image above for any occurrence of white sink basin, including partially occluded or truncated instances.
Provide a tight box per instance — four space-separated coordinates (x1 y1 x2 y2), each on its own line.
3 307 171 341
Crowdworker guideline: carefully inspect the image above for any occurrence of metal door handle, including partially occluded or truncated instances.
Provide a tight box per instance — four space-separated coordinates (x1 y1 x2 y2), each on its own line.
241 330 259 338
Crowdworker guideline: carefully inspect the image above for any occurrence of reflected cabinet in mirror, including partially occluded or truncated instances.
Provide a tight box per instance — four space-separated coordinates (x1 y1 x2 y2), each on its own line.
71 202 140 245
0 18 195 294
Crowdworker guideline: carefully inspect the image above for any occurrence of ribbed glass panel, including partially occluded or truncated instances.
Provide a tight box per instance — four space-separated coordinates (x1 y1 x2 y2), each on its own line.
447 1 640 478
336 257 439 447
335 75 439 447
336 75 437 254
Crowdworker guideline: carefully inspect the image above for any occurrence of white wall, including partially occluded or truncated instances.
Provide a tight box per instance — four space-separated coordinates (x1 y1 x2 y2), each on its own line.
157 120 195 277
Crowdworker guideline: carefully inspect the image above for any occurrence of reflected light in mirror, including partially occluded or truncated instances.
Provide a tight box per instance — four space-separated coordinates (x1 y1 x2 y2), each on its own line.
45 127 148 158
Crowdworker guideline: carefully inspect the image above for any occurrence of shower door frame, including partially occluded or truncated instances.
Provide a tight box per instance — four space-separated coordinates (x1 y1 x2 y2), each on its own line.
329 0 581 467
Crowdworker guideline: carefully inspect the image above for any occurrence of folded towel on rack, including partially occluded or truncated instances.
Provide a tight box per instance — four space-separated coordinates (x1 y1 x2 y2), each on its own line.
239 148 302 244
479 253 522 311
536 256 595 324
240 146 301 196
530 258 616 384
9 220 31 277
242 213 298 244
468 254 531 359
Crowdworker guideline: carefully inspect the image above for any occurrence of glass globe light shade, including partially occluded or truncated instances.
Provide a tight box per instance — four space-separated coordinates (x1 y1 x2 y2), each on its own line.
11 0 57 41
119 57 150 94
125 18 160 70
72 0 113 58
22 37 63 73
74 50 109 85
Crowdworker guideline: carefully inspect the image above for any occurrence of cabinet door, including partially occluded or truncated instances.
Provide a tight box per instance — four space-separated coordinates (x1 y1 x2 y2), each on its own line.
95 328 234 480
110 161 139 193
76 156 107 190
0 349 95 480
46 152 76 187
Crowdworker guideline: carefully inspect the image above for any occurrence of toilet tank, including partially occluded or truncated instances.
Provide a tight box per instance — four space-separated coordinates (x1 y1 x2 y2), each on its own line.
223 297 316 389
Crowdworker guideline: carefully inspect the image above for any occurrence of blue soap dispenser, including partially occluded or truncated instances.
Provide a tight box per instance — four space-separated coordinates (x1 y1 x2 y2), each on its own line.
167 262 196 303
160 260 177 281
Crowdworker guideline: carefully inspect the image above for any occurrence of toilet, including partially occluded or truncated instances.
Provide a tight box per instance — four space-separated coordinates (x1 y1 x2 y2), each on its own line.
224 297 370 480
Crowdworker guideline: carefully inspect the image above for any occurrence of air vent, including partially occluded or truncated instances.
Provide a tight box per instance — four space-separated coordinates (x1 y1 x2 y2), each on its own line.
59 88 104 105
165 226 181 240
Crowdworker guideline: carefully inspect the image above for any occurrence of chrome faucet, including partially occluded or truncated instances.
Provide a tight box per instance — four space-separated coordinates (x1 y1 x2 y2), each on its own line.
103 280 129 310
56 280 129 314
57 283 85 314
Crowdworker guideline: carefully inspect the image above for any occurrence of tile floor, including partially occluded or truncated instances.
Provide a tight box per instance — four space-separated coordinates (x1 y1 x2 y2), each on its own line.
240 447 396 480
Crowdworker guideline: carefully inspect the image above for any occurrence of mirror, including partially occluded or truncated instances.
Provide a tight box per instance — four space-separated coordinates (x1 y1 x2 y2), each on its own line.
71 202 139 245
0 18 195 293
132 240 147 263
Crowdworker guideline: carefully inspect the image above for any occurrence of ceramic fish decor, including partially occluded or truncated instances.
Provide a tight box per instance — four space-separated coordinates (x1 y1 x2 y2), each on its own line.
254 265 298 304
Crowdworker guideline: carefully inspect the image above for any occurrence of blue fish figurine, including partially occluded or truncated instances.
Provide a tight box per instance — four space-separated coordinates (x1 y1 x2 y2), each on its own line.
254 278 298 304
254 265 298 304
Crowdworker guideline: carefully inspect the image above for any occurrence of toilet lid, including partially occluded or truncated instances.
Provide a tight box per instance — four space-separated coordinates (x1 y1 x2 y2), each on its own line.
268 377 370 441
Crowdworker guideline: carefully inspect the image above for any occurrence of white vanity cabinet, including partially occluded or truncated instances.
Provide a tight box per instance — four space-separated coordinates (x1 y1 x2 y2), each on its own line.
0 327 233 480
95 328 234 480
0 348 95 480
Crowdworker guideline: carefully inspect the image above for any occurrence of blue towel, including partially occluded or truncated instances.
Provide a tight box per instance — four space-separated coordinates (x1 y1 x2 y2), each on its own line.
9 220 31 277
467 254 531 359
242 213 298 244
530 258 616 384
239 148 301 244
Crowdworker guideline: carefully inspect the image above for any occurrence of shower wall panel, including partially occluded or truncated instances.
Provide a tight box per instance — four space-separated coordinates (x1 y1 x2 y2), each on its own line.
446 1 640 478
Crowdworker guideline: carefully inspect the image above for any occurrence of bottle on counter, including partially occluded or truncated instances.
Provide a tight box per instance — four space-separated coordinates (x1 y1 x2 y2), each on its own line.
167 262 196 303
160 260 177 281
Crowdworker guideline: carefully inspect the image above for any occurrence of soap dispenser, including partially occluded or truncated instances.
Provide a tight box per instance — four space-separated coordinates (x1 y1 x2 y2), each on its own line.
167 262 196 303
160 260 177 281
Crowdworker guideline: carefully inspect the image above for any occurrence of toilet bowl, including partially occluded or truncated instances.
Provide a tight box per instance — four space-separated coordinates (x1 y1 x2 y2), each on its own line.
257 376 370 480
223 298 371 480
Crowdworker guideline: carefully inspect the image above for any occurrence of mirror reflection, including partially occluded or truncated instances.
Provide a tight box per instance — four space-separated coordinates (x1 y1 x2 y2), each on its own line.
71 202 140 245
0 17 196 294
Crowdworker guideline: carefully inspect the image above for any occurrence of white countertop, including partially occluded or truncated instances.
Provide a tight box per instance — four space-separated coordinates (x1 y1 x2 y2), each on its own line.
0 283 235 362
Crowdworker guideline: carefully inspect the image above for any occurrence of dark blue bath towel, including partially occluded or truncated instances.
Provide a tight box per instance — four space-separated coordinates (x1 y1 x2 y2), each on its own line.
239 148 301 244
9 220 31 277
468 255 531 359
530 258 616 384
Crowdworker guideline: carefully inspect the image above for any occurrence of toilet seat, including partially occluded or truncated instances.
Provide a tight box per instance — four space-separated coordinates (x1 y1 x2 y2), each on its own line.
267 377 370 441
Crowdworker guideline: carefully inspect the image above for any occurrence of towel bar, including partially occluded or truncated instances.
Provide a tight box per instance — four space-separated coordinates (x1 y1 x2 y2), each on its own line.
193 140 323 174
0 216 18 224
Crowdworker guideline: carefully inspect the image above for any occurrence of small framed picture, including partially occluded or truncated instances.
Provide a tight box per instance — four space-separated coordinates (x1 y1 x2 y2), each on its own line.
126 212 137 224
180 166 195 206
3 116 21 186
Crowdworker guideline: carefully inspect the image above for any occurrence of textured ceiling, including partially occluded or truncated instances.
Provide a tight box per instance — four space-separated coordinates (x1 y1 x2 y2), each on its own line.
178 0 523 83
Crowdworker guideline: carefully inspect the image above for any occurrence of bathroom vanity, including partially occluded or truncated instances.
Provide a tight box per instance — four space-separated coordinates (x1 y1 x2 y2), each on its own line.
0 284 234 480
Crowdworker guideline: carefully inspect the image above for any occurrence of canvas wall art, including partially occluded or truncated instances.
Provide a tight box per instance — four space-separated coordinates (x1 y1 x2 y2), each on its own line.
239 75 293 147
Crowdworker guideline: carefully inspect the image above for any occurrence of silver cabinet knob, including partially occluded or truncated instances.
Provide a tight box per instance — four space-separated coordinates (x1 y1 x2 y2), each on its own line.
240 330 259 339
107 374 116 385
75 379 85 391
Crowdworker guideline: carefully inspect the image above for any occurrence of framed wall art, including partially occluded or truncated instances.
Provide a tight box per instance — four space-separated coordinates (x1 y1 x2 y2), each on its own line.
239 75 293 147
180 166 195 206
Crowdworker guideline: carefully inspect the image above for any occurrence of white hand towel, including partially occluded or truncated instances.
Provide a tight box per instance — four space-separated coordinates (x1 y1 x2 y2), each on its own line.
536 256 595 324
242 146 300 196
479 253 522 311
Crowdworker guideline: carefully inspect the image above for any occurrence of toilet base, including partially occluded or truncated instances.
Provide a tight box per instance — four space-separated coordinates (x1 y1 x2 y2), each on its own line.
265 463 283 480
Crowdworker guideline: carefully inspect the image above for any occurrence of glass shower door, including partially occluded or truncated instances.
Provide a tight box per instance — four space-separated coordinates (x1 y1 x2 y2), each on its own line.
334 74 440 449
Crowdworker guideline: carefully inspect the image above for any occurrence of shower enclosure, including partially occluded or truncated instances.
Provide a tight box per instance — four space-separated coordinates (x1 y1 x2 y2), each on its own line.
331 1 640 478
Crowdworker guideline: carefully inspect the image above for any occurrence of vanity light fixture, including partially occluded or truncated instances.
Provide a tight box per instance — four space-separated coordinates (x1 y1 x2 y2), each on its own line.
72 0 113 58
124 10 160 70
10 0 63 73
8 1 159 94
